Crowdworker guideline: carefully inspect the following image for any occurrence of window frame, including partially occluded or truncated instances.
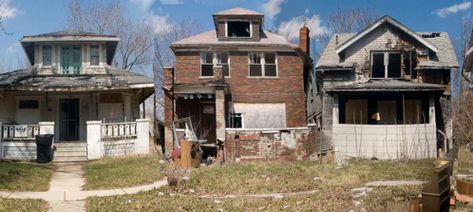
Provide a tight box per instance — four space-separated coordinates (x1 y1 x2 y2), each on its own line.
225 20 252 38
229 112 244 128
18 100 39 109
90 45 100 66
42 45 52 66
370 51 402 79
199 52 231 78
248 52 278 78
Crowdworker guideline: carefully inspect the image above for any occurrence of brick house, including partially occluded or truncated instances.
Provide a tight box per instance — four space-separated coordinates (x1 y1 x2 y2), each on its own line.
316 16 458 160
163 8 317 161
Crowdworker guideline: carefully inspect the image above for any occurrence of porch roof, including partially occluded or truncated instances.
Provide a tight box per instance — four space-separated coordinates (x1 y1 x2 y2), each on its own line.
0 67 154 92
325 80 446 92
170 82 227 96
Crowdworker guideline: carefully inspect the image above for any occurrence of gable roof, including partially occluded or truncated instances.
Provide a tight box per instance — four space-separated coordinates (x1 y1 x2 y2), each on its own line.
317 32 459 69
213 7 263 16
335 16 438 55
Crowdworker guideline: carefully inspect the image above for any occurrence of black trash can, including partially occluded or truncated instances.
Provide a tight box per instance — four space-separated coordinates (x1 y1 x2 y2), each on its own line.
35 134 54 163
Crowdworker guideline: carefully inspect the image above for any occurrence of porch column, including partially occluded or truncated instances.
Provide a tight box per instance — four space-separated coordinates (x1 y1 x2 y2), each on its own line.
87 121 102 160
215 88 226 143
136 119 150 155
163 67 174 154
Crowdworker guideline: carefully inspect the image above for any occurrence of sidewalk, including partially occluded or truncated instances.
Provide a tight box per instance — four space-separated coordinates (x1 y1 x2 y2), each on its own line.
0 163 167 211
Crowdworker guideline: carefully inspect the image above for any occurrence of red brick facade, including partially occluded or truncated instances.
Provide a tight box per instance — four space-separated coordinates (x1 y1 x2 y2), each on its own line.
174 51 307 127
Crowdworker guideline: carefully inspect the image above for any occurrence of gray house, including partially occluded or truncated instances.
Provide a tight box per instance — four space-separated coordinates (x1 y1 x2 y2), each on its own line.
0 31 153 161
316 16 458 160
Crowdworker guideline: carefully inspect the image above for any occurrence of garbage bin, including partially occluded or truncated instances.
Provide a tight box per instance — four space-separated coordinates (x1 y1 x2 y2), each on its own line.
35 134 54 163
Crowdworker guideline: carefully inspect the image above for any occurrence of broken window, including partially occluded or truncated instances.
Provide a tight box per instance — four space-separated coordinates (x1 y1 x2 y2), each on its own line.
229 113 243 128
42 45 52 66
227 21 251 38
201 52 230 77
90 45 100 66
371 52 402 78
249 53 278 77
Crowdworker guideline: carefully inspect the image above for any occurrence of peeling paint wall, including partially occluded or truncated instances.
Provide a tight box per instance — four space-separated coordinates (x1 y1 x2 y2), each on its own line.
225 127 317 162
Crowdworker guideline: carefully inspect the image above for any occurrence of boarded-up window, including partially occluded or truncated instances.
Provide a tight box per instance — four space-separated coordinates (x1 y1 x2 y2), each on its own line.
345 100 368 124
377 100 397 124
233 103 286 128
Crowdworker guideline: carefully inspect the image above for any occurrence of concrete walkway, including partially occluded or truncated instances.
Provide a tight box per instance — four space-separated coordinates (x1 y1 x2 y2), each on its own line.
0 163 168 212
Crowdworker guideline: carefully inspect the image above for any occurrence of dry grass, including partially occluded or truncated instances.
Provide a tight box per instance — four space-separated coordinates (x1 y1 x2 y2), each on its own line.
83 155 164 190
0 198 47 212
87 159 434 211
0 161 54 191
456 147 473 175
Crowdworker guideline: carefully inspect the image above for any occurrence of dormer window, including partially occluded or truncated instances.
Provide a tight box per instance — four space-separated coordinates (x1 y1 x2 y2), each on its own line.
371 52 401 78
42 45 52 66
226 21 251 38
90 45 100 66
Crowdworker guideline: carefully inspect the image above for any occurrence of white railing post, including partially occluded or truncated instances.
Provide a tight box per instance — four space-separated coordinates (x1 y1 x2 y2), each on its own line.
87 121 102 160
135 119 150 155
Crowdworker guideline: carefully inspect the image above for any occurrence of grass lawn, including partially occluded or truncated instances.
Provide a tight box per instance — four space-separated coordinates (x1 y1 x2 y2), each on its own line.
87 159 434 211
83 155 164 190
0 198 48 212
0 161 54 191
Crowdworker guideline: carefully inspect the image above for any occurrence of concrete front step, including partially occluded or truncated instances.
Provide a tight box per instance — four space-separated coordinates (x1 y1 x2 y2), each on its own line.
54 156 88 162
54 151 87 157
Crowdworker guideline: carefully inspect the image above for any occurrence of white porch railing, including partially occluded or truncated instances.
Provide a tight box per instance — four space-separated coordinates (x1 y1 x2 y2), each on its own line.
1 124 40 140
100 122 137 139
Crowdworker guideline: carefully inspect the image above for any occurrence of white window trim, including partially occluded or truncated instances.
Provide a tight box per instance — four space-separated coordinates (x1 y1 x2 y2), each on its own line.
225 20 253 38
230 112 245 128
370 51 402 79
248 52 278 78
199 52 231 78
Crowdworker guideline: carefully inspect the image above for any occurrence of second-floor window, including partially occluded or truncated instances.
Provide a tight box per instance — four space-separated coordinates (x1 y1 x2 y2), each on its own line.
226 21 251 38
42 45 52 66
90 45 99 66
371 52 401 78
200 52 229 77
249 53 278 77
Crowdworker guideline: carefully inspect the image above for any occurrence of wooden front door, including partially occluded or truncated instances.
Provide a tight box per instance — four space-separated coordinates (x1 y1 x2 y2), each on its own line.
59 99 80 141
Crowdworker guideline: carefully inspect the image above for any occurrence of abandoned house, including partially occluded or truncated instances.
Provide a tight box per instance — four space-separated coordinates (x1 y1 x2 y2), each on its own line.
0 31 154 162
316 16 458 160
164 8 317 161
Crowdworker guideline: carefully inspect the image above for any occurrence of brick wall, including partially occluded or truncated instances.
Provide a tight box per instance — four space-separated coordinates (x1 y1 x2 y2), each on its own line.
224 127 317 161
174 51 307 127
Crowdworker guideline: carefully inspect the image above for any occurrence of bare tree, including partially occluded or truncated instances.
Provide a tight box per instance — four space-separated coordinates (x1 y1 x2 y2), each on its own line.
65 0 153 71
314 7 379 60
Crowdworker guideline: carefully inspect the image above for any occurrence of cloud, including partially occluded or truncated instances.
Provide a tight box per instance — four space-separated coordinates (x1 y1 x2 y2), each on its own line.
277 15 328 41
147 13 173 35
160 0 183 5
261 0 285 22
130 0 155 11
434 1 471 18
0 0 19 19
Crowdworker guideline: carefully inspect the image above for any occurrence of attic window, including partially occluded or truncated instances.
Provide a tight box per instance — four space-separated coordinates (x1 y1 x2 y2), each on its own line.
226 21 251 38
371 52 401 78
90 45 99 66
42 46 52 66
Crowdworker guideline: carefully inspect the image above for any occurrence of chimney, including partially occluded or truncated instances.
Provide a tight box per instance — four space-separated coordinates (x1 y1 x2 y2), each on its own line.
163 66 174 89
299 24 310 56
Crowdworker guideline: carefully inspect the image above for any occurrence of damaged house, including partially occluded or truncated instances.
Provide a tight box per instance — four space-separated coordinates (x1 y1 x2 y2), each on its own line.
316 16 458 160
0 31 154 161
163 8 317 161
464 29 473 86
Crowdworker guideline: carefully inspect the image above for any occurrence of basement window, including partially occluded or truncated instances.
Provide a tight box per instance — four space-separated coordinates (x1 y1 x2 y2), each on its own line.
371 52 402 78
227 21 251 38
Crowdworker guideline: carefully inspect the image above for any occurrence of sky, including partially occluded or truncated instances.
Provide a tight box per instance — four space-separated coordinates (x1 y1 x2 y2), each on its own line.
0 0 472 71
